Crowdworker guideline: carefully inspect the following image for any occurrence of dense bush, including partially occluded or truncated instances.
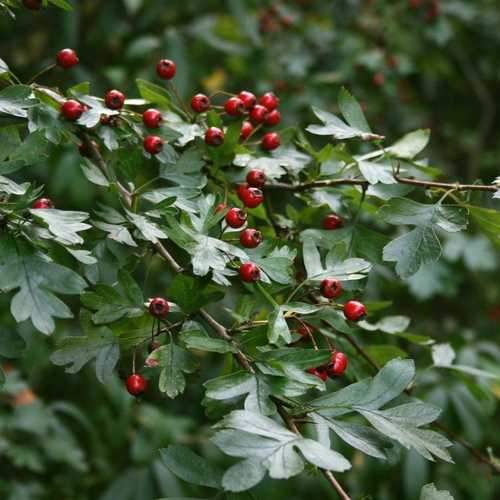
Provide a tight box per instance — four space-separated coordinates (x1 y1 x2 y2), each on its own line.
1 1 499 499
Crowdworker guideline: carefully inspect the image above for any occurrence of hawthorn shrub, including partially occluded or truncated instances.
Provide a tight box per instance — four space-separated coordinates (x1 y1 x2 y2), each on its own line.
1 1 500 500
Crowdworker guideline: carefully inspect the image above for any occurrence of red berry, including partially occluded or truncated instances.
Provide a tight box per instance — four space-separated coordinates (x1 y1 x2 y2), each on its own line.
239 262 261 282
191 93 211 113
259 92 279 111
372 72 385 87
32 198 54 209
205 127 224 146
156 59 176 80
307 367 328 382
143 108 162 128
215 203 226 214
297 324 313 337
126 374 147 396
261 132 280 151
320 278 343 299
238 90 257 110
246 169 266 188
238 184 264 209
265 109 281 127
143 135 164 155
249 104 269 124
225 208 247 228
23 0 42 10
60 100 84 121
56 48 79 69
409 0 424 8
322 213 343 230
328 352 348 377
148 297 170 318
105 89 125 110
343 300 367 322
239 228 263 248
224 97 245 117
240 121 254 140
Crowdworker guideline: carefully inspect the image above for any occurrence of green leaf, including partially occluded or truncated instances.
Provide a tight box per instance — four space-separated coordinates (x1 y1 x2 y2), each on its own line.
267 307 291 344
257 348 331 370
359 316 411 334
0 85 37 118
145 342 197 398
386 129 430 159
358 160 396 185
48 0 73 11
30 208 92 246
160 445 223 488
0 328 26 358
468 206 500 247
338 87 371 133
181 325 237 354
81 159 110 187
420 483 455 500
126 209 168 244
0 236 86 334
136 79 172 108
0 175 29 195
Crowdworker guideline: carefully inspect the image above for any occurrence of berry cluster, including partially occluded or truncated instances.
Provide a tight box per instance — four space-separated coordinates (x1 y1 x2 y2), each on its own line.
307 351 349 381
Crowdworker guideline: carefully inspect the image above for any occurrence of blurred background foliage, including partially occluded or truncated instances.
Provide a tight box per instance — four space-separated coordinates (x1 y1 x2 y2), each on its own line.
0 1 499 499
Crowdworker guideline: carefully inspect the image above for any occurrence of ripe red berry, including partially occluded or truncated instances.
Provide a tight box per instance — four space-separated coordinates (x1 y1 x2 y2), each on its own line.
328 352 348 377
246 169 266 188
105 89 125 110
224 97 245 116
126 374 147 396
56 48 79 69
320 278 343 299
156 59 176 80
225 208 247 228
238 90 257 110
372 72 385 87
259 92 279 111
265 109 281 127
238 184 264 209
23 0 42 10
191 93 211 113
322 213 343 230
143 108 162 128
307 367 328 382
239 262 261 282
240 121 254 140
261 132 280 151
297 324 313 337
239 228 263 248
61 100 84 121
32 198 54 209
215 203 226 214
343 300 367 322
143 135 164 155
249 104 269 124
148 297 170 318
205 127 224 146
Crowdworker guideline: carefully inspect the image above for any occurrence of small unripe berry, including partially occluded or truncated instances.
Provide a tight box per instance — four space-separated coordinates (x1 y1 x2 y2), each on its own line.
143 108 162 128
239 262 261 282
261 132 280 151
224 97 245 116
191 93 211 113
56 48 79 69
143 135 164 155
61 100 84 121
32 198 54 209
259 92 279 111
238 90 257 110
215 203 226 214
239 228 263 248
249 104 269 124
246 169 266 188
205 127 224 146
23 0 42 10
322 213 343 230
225 208 247 228
126 374 147 396
307 367 328 382
156 59 176 80
148 297 170 318
328 352 348 377
320 278 343 299
238 184 264 209
105 89 125 110
240 121 254 140
265 109 281 127
343 300 367 322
